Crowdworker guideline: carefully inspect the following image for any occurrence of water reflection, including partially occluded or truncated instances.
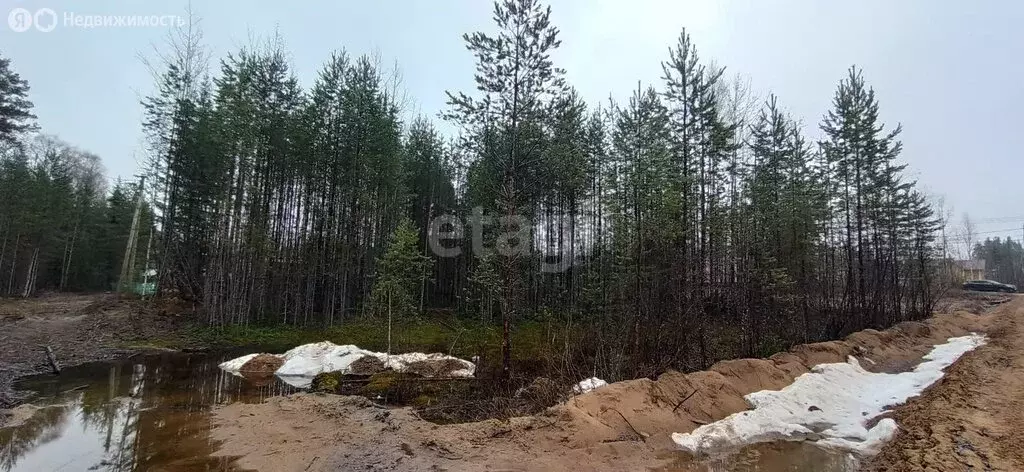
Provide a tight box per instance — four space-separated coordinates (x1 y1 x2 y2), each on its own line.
0 351 301 472
654 441 860 472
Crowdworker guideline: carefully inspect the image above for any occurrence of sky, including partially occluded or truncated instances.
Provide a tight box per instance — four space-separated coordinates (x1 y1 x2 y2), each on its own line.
3 0 1023 247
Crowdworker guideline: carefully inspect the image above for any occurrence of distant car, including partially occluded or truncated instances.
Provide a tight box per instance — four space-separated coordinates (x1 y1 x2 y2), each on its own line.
962 280 1018 293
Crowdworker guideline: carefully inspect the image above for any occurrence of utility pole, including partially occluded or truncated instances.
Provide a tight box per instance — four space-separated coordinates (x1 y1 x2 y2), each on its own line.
117 177 146 296
142 224 154 297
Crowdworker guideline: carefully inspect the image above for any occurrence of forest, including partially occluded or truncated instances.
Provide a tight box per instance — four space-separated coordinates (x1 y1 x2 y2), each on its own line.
0 52 149 295
0 0 967 379
973 237 1024 287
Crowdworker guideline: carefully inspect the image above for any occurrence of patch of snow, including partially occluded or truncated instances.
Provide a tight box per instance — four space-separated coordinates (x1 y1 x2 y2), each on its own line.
276 342 376 378
385 352 476 378
218 353 260 372
819 417 899 455
274 375 314 388
573 377 608 394
219 341 476 389
671 334 986 455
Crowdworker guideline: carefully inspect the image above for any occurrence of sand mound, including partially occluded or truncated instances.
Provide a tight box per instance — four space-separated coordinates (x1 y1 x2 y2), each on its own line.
673 334 987 454
789 341 853 366
348 355 386 375
710 358 793 395
845 329 888 350
892 321 931 338
768 352 812 378
547 305 996 452
556 368 755 449
240 353 285 374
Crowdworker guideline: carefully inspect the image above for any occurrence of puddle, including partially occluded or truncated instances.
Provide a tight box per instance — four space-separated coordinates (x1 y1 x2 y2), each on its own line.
1 351 301 472
654 441 859 471
3 352 869 472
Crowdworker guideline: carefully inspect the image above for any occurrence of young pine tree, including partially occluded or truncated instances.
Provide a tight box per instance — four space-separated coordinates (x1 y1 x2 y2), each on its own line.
370 218 432 355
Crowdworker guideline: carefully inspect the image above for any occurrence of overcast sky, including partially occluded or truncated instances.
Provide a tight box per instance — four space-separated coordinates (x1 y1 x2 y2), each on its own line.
3 0 1023 245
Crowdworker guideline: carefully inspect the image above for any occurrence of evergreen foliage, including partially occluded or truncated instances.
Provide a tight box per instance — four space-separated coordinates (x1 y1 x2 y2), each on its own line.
0 54 37 145
973 237 1024 287
0 4 956 379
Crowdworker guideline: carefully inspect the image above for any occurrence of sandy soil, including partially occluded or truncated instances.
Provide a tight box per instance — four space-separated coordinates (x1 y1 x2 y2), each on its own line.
212 295 1008 472
866 294 1024 471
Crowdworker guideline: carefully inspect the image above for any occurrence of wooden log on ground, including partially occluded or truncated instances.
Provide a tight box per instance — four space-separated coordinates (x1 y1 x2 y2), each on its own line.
41 345 60 374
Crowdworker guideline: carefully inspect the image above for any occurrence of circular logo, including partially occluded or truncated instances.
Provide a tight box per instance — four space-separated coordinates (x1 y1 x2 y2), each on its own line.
34 8 57 32
7 7 32 32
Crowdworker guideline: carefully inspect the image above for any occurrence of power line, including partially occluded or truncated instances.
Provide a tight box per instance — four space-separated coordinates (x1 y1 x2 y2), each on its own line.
975 216 1024 223
973 227 1023 236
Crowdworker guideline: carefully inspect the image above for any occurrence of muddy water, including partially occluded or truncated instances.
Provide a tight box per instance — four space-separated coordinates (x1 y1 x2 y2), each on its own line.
0 351 300 472
654 441 859 472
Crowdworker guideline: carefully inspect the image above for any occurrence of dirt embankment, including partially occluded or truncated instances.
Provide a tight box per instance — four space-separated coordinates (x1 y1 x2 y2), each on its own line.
212 295 1007 472
866 295 1024 471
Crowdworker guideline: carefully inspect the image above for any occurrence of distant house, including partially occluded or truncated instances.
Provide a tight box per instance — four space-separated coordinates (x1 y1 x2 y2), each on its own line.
954 260 986 281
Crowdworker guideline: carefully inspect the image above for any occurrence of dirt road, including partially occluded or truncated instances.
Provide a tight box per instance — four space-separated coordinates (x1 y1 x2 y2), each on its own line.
866 294 1024 471
0 294 182 377
0 293 191 417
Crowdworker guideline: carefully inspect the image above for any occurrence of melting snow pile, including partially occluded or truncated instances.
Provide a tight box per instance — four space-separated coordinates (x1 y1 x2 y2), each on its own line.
219 353 261 372
573 377 608 394
672 334 986 455
219 341 476 388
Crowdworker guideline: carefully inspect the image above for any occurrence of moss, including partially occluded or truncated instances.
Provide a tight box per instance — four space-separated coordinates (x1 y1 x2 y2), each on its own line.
310 371 343 393
411 394 434 407
360 371 446 404
361 371 404 396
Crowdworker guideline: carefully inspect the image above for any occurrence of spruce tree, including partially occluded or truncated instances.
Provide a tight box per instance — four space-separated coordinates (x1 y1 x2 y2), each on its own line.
0 54 37 146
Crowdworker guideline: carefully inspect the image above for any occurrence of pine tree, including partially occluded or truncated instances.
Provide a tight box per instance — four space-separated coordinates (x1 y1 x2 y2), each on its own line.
607 85 675 372
0 135 126 295
370 218 432 354
445 0 566 377
820 66 906 329
404 117 456 311
102 4 950 381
